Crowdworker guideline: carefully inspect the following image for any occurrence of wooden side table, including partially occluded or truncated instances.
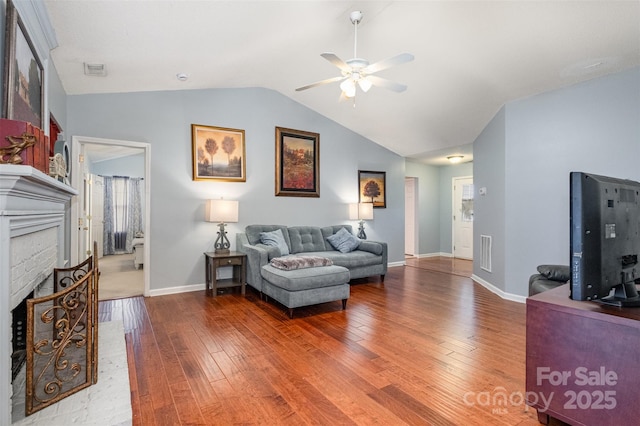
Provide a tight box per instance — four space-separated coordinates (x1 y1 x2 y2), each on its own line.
204 251 246 297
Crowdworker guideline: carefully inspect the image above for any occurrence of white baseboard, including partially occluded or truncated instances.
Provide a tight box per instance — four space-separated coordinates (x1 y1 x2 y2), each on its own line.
388 261 405 268
471 274 527 304
148 283 205 297
413 252 452 259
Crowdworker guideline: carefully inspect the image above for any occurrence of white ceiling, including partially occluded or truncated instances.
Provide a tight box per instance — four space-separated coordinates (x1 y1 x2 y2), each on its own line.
43 1 640 165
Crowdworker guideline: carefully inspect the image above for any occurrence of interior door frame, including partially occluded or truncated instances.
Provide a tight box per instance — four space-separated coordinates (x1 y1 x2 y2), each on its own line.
70 136 151 297
452 175 473 260
404 177 419 256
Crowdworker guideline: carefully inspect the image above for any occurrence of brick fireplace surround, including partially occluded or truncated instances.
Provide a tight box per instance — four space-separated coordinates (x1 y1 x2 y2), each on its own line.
0 165 77 425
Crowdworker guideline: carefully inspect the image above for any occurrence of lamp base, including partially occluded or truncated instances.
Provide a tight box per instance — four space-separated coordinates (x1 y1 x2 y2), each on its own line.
214 223 231 253
357 221 367 240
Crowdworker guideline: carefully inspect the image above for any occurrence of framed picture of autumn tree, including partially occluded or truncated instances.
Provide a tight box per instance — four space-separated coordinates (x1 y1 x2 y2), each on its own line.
358 170 386 208
191 124 246 181
275 126 320 197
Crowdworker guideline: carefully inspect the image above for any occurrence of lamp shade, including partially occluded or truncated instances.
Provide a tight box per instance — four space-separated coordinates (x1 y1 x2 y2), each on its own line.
349 203 373 220
205 199 238 223
340 79 356 98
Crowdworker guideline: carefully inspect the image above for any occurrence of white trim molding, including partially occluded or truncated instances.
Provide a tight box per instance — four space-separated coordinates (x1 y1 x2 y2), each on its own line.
471 274 527 304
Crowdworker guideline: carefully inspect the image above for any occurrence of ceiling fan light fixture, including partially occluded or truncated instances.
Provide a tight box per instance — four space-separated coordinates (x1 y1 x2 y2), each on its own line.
358 78 372 92
340 79 356 98
295 10 413 100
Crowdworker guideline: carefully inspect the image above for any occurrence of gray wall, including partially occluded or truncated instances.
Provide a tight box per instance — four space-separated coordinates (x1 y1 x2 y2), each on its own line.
473 107 507 290
67 88 405 291
47 61 68 132
405 161 440 255
474 67 640 297
405 160 474 256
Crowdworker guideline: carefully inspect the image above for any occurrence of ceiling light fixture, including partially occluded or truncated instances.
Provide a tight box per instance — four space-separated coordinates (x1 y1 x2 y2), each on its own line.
447 155 464 164
295 11 413 101
176 73 188 81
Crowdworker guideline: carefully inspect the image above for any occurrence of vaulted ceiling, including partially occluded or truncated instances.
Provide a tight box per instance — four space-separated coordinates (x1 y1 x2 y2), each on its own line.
43 1 640 165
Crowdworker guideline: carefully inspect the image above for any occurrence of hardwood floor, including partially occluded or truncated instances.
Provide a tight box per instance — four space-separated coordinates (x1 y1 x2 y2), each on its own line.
99 258 542 425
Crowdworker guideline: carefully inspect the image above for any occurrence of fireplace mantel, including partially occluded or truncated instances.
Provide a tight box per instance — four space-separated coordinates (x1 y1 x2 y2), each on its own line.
0 165 77 424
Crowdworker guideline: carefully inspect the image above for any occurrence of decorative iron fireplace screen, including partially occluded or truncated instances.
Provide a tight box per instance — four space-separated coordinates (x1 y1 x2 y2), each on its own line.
25 243 99 416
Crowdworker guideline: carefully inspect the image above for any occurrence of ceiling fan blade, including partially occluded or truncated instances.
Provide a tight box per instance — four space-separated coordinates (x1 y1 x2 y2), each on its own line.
366 75 408 93
295 75 346 92
321 53 351 73
364 53 414 74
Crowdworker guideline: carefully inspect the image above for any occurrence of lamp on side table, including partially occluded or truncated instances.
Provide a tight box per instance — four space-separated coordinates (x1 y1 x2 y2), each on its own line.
205 199 238 254
349 202 374 239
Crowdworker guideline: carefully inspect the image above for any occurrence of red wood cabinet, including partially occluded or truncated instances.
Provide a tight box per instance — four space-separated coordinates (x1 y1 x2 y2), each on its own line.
526 284 640 425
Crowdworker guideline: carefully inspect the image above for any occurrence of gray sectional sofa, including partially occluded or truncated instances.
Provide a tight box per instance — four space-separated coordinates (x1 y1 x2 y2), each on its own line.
236 224 387 317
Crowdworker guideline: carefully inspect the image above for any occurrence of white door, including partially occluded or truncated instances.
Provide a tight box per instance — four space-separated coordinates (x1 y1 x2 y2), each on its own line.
405 177 417 256
91 174 104 258
453 177 473 259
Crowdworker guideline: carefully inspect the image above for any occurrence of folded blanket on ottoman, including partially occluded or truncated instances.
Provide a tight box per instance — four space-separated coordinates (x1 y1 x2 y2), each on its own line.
270 256 333 271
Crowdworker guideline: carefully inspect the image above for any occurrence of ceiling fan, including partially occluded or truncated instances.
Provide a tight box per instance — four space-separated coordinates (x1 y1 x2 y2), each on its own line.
295 11 414 99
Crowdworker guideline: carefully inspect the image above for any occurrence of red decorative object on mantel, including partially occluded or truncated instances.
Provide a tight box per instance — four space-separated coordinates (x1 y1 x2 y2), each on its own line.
0 119 50 174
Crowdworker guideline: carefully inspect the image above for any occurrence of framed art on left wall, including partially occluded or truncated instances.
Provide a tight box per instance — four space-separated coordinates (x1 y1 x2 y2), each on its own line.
191 124 246 181
3 0 44 128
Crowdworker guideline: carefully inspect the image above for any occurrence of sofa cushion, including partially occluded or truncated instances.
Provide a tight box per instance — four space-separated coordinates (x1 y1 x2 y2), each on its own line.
261 264 350 291
288 226 326 254
326 227 361 253
301 250 381 269
357 240 383 256
246 225 290 245
260 229 290 256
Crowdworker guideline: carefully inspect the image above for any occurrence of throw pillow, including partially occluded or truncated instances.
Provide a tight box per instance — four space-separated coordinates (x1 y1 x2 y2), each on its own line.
537 264 570 282
260 229 290 256
327 227 360 253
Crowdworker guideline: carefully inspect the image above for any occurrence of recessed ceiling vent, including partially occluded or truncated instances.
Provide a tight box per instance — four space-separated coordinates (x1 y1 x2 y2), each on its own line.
84 63 107 77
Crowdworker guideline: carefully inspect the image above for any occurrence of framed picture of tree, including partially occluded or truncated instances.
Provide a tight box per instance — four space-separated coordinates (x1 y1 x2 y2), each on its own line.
275 126 320 197
358 170 386 208
3 0 44 128
191 124 246 181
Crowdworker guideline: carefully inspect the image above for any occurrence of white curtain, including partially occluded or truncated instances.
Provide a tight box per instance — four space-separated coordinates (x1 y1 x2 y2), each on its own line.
103 176 144 255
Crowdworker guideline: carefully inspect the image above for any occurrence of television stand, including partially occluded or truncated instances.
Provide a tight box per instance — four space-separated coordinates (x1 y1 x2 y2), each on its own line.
526 284 640 425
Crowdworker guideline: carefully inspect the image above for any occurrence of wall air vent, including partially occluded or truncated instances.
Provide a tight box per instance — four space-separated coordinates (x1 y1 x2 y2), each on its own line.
84 63 107 77
481 234 492 272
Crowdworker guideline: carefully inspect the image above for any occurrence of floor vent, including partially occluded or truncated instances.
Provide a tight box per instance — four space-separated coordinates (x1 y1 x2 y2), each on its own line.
481 235 492 272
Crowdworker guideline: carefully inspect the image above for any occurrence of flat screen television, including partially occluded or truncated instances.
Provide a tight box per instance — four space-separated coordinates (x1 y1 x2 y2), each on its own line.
570 171 640 306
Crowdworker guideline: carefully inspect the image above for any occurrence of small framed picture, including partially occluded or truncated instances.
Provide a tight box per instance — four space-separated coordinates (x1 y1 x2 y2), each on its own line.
191 124 246 181
358 170 386 208
275 126 320 197
3 0 44 128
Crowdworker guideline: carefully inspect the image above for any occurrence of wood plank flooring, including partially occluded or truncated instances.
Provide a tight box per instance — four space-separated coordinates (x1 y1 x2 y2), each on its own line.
99 258 543 425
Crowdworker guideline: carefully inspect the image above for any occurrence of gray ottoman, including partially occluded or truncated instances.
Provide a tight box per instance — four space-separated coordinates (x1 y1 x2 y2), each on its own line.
260 264 350 318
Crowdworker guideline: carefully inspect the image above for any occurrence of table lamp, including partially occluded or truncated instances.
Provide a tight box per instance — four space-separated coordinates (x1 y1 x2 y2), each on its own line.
349 202 374 239
206 199 238 254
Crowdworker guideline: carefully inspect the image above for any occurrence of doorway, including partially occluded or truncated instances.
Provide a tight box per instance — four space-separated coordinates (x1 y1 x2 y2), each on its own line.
452 176 473 260
70 136 151 298
405 177 418 257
